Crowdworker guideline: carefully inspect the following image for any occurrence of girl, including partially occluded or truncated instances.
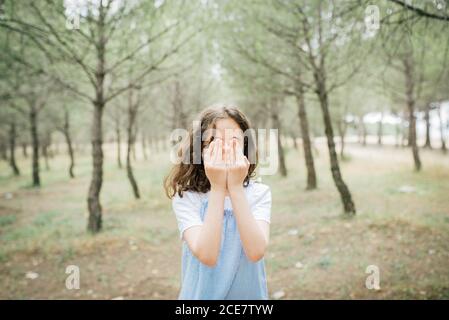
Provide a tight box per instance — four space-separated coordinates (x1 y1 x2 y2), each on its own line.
164 105 272 300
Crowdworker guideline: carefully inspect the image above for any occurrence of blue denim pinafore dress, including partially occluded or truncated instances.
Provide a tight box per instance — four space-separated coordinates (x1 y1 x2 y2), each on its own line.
178 197 268 300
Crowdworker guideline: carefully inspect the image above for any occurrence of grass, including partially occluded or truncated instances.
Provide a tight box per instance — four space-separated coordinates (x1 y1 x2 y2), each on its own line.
0 141 448 299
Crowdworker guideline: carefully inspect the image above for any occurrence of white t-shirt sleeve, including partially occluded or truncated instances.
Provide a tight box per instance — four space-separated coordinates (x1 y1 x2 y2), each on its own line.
172 191 204 240
250 183 272 223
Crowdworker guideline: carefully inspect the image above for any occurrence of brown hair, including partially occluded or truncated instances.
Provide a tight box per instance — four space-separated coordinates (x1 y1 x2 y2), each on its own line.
164 105 258 198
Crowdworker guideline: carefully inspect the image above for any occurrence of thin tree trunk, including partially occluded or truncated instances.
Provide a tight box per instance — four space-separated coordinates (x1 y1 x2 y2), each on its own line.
438 104 447 153
0 139 8 161
87 7 106 233
295 82 317 189
42 143 50 171
65 132 75 178
361 120 367 146
126 95 141 199
63 109 75 178
270 100 287 177
357 117 362 144
337 119 347 159
311 134 319 156
87 102 104 233
9 122 20 176
22 142 28 158
126 137 140 199
116 127 122 169
316 78 356 214
132 121 138 162
30 107 40 187
291 132 298 149
424 103 432 148
404 56 421 171
46 133 54 159
142 134 148 161
377 112 383 145
132 145 137 161
402 124 407 147
395 121 401 147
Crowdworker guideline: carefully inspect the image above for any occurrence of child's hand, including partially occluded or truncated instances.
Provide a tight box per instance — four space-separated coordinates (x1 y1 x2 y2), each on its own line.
226 139 250 191
204 139 227 192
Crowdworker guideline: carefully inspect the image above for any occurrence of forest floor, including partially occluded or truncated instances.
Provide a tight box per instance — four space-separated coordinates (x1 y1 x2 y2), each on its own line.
0 141 448 299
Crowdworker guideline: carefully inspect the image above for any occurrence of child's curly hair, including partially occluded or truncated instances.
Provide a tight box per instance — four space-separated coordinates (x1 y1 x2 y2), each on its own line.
164 105 258 198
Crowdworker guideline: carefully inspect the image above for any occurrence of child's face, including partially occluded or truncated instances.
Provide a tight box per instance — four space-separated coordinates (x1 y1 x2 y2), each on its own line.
204 118 244 155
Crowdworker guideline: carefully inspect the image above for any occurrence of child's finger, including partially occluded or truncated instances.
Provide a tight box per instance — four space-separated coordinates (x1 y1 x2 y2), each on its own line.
231 139 237 165
214 138 222 165
206 140 215 163
235 140 245 164
225 143 231 167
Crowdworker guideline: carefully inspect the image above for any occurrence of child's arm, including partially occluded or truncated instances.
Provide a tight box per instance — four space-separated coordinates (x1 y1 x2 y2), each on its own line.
183 139 227 267
183 189 225 267
229 186 269 262
228 141 270 262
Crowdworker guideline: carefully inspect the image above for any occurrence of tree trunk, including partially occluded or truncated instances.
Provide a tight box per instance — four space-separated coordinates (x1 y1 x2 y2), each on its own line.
30 107 41 187
377 112 383 145
291 132 298 149
132 122 138 162
87 102 104 233
63 109 75 178
404 56 421 171
22 143 28 158
270 101 287 177
438 104 447 153
337 119 347 159
116 127 122 169
423 103 432 148
361 120 367 146
65 132 75 178
295 82 317 190
316 77 356 214
9 121 20 176
126 91 141 199
132 139 137 162
395 122 400 147
87 8 106 233
0 138 8 161
126 137 141 199
42 143 50 171
142 134 148 161
401 121 408 147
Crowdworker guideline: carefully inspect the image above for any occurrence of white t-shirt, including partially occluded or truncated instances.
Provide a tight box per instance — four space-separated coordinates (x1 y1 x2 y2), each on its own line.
172 181 272 240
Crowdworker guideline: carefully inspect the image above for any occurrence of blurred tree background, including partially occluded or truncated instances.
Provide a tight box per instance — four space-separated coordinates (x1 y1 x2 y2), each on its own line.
0 0 448 299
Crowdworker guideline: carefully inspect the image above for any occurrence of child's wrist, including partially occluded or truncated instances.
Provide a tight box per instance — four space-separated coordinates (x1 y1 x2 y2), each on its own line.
228 184 244 194
210 185 227 194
